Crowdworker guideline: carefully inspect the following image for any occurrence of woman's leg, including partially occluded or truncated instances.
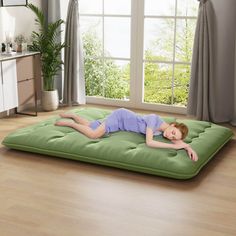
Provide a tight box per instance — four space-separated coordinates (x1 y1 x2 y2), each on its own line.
59 113 90 126
55 121 106 139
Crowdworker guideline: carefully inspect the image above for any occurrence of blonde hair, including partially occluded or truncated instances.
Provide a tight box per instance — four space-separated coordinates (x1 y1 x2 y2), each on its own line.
171 122 189 140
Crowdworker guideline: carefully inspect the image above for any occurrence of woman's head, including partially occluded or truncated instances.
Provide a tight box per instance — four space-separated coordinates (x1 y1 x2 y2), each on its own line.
163 122 188 141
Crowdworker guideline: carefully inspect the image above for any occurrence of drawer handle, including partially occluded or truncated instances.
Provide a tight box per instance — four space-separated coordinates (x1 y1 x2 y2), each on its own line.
18 78 34 83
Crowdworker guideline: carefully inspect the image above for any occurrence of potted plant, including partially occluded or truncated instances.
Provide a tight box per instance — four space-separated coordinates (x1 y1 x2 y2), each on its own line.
27 3 66 111
14 34 27 52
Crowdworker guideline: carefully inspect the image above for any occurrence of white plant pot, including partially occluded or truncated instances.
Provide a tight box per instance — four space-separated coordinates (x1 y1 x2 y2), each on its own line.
41 90 59 111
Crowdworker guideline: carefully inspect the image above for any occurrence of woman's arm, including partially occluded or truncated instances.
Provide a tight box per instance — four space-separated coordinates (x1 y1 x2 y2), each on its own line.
145 128 189 149
146 128 198 161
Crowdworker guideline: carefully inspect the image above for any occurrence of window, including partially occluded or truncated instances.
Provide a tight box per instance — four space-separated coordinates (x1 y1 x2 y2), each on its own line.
80 0 131 100
143 0 198 107
79 0 198 113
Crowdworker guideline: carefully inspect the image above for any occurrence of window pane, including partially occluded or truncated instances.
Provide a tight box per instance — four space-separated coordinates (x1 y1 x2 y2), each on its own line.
174 64 191 106
144 63 173 104
104 60 130 100
104 0 131 15
177 0 199 17
79 0 102 14
85 58 104 97
145 0 176 16
85 59 130 99
104 17 130 58
175 19 196 62
80 17 103 58
144 19 174 61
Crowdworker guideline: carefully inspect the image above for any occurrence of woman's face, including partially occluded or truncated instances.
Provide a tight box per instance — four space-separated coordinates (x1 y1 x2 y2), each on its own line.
163 125 182 141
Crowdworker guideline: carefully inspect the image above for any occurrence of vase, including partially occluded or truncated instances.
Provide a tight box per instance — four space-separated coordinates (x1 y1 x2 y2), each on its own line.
16 44 22 52
41 90 59 111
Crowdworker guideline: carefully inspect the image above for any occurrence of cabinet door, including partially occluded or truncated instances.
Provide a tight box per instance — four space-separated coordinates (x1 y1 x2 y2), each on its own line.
0 64 4 112
16 57 35 106
2 60 18 110
16 55 42 100
17 79 35 106
16 56 34 82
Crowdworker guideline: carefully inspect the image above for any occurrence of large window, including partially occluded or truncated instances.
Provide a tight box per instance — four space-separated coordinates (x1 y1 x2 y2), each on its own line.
79 0 198 113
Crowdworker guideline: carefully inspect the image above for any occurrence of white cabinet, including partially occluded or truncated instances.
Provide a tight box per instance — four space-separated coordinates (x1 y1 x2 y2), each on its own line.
0 60 18 112
0 64 4 111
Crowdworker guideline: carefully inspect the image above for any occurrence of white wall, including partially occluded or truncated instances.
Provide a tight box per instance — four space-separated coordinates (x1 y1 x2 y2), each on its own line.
0 0 44 44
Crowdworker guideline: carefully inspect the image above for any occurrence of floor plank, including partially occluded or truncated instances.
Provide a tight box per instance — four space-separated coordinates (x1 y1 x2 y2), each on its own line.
0 105 236 236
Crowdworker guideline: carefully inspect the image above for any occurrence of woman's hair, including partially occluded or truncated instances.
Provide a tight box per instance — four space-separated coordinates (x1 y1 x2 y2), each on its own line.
171 122 189 140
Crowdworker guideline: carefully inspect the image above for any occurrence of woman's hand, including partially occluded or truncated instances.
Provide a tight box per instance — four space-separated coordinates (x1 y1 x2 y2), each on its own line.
185 146 198 162
172 140 198 161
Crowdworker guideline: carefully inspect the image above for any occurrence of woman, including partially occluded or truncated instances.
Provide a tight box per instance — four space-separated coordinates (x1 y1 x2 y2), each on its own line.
55 108 198 161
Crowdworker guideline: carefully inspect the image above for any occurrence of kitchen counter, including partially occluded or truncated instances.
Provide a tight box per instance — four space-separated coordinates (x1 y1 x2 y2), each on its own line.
0 51 40 62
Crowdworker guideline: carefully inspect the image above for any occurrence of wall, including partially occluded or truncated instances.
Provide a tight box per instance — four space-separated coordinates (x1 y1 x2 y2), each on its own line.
0 0 46 44
210 0 236 122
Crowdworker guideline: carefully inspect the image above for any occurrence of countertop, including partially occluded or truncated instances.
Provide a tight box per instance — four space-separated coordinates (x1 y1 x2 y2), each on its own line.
0 51 40 62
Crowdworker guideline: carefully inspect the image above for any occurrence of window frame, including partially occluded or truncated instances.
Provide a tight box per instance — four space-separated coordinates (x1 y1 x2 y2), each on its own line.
80 0 198 114
80 3 133 105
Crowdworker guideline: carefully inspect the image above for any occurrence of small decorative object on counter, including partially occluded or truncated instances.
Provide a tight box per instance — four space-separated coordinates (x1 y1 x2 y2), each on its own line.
14 34 27 52
5 31 13 53
6 43 11 53
1 43 6 52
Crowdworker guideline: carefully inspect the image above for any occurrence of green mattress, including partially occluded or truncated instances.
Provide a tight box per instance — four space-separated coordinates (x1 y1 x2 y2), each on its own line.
2 108 234 179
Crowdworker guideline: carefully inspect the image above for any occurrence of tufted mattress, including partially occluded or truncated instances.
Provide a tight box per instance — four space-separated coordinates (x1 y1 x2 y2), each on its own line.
2 108 234 179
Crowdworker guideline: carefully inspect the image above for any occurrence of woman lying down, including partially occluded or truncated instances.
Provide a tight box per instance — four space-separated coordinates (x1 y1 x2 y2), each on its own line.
55 108 198 162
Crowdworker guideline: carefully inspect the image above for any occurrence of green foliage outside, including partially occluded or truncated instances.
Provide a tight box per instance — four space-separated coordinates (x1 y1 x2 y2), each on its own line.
83 18 196 106
83 31 129 99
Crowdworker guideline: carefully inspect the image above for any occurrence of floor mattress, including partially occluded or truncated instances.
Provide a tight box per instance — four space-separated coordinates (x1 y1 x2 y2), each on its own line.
2 108 233 179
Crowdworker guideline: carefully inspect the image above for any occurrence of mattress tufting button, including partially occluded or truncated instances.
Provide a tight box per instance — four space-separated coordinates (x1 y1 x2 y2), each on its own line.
168 151 177 157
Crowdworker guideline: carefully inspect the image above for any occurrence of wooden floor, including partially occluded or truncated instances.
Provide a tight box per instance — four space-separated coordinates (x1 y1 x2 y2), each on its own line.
0 105 236 236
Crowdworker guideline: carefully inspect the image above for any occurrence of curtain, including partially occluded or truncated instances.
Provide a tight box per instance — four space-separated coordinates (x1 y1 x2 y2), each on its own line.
187 0 214 121
47 0 63 100
231 34 236 125
63 0 85 105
